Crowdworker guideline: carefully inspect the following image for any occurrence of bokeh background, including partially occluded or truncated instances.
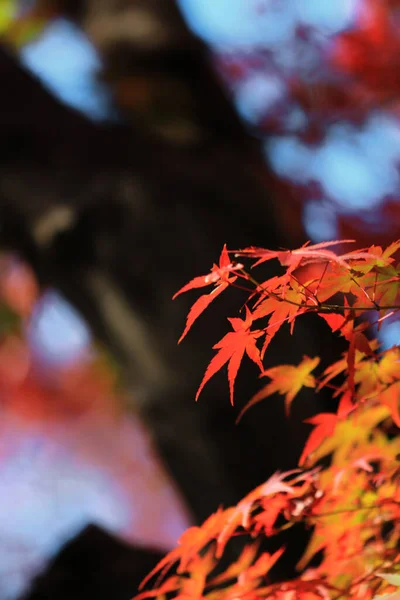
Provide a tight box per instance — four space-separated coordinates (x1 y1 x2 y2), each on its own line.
0 1 399 598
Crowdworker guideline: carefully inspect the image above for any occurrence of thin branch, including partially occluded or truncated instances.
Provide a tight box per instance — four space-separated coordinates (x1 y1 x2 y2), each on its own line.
235 269 400 313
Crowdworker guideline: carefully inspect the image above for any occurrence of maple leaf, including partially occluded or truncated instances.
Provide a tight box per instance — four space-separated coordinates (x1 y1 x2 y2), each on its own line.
237 547 285 589
319 312 347 333
196 307 263 405
207 543 260 587
381 239 400 261
336 317 373 397
173 245 243 343
251 285 306 358
237 356 320 422
238 240 356 270
317 351 358 393
137 550 216 600
379 381 400 427
358 240 400 272
252 494 289 536
303 264 355 304
173 245 239 299
134 576 180 600
216 471 298 557
179 548 215 599
320 310 372 357
177 286 228 344
306 404 390 469
336 389 355 420
299 413 338 467
377 347 400 384
139 507 228 590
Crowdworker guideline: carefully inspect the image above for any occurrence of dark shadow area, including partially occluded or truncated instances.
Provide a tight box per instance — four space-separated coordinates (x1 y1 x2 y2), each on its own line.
24 525 164 600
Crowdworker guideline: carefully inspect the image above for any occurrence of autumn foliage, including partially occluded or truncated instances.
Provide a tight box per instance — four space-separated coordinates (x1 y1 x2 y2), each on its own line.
138 239 400 600
0 256 121 424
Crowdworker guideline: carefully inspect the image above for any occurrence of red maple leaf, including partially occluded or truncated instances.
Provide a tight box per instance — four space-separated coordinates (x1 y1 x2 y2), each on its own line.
237 240 357 271
196 307 263 405
216 471 298 557
299 413 338 466
173 245 242 343
251 286 307 358
139 508 227 590
253 494 289 536
255 299 297 356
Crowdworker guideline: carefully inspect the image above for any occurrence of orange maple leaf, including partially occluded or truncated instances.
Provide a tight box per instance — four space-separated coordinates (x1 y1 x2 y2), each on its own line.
178 548 215 599
196 307 263 405
253 494 289 536
207 544 260 588
299 413 338 467
139 507 228 590
237 356 320 422
216 471 298 557
135 575 180 600
237 547 285 590
379 381 400 427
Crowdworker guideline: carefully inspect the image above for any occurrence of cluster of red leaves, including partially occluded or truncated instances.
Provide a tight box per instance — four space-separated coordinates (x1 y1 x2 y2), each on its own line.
215 0 400 142
214 0 400 258
139 239 400 600
290 0 400 130
332 0 400 108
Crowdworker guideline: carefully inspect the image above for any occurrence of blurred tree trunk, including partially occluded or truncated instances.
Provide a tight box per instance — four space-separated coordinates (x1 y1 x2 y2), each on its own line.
0 1 341 542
